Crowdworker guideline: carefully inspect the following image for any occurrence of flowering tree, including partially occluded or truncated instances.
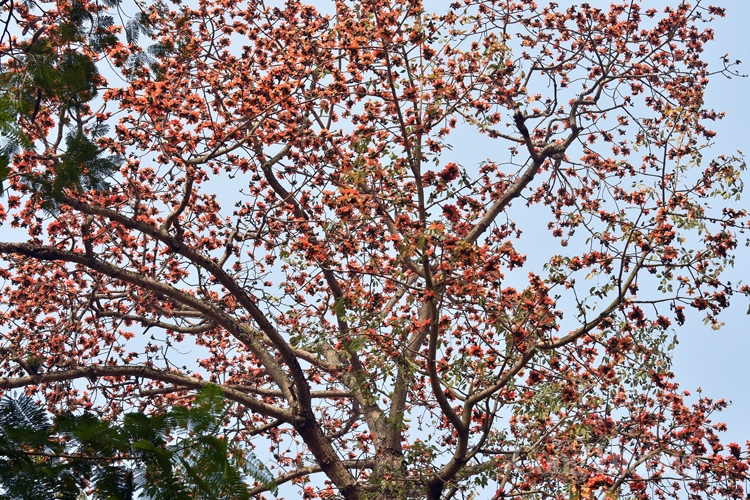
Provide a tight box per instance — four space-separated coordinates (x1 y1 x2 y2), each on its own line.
0 0 748 498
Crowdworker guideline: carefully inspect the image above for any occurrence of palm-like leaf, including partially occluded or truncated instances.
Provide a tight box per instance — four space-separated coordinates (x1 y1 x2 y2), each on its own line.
0 386 275 499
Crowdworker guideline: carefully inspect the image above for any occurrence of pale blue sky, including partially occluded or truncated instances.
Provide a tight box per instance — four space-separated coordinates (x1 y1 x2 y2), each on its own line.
435 0 750 445
431 0 750 451
667 0 750 446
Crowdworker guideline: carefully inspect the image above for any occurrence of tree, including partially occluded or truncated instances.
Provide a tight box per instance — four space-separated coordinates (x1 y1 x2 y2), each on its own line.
0 0 748 498
0 385 275 499
0 0 123 203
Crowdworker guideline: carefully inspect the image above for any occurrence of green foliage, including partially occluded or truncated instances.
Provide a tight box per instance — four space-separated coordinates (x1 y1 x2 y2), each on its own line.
0 0 125 198
37 132 122 212
0 394 83 500
0 96 32 196
0 385 275 499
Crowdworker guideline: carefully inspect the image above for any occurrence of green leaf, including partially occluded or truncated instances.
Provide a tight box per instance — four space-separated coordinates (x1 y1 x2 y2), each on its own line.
0 388 278 499
332 296 347 320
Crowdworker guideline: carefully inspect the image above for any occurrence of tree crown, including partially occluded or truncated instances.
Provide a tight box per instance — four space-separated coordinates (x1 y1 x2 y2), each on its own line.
0 0 748 498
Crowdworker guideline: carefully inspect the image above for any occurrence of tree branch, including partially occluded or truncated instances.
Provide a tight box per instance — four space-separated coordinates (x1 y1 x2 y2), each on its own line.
0 364 290 420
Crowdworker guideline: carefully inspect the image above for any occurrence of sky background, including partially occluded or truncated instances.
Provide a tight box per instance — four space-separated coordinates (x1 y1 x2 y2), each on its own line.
664 0 750 447
434 0 750 447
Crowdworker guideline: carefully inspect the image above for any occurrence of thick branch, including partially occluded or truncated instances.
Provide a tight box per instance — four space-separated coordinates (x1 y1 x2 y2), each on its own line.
58 198 302 404
0 240 294 402
537 249 647 350
0 364 290 421
464 103 581 247
246 459 375 497
94 312 217 334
